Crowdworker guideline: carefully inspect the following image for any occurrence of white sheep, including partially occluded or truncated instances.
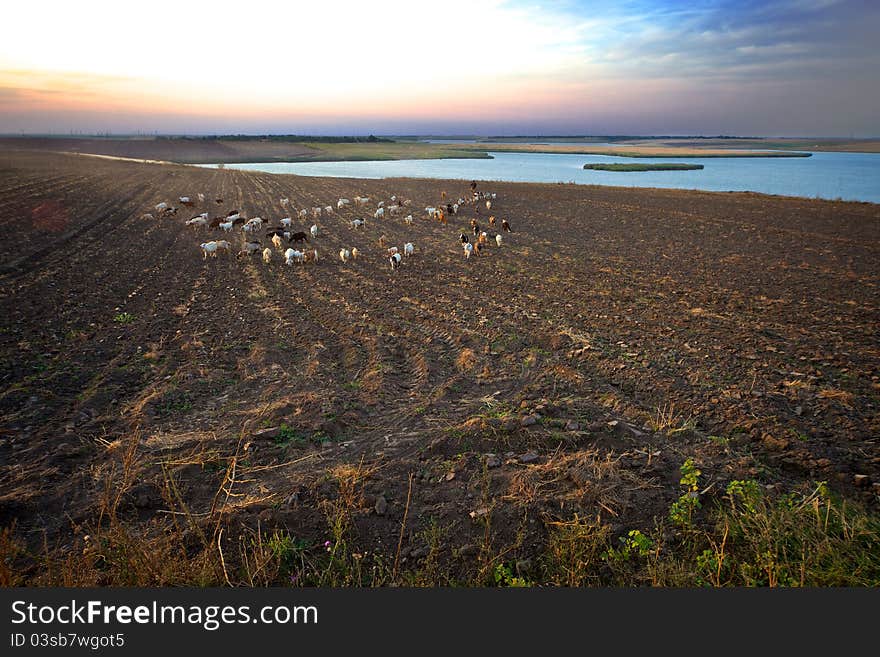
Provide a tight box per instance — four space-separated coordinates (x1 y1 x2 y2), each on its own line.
262 248 272 264
311 207 322 218
337 198 351 209
387 246 399 256
298 209 308 219
354 196 370 207
179 196 191 204
352 219 366 229
280 198 290 208
339 248 351 263
155 202 168 212
404 214 413 225
186 217 208 228
404 242 414 257
200 241 218 259
388 204 401 215
464 242 474 259
271 234 283 250
495 234 503 247
280 217 292 228
374 208 385 219
284 248 304 265
197 193 206 203
219 221 234 232
389 252 402 270
324 205 334 214
199 212 209 219
310 224 319 239
486 200 492 210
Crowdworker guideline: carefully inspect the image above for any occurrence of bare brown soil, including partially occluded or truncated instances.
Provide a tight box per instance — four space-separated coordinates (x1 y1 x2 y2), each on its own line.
0 149 878 584
0 137 320 164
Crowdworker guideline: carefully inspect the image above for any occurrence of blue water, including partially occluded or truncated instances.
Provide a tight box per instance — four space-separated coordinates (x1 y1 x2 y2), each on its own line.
199 150 880 204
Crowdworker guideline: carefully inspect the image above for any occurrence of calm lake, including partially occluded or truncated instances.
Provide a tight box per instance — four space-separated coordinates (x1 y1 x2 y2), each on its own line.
199 150 880 204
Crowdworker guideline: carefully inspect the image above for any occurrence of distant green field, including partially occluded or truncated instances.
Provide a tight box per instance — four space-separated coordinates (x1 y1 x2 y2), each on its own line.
584 163 705 171
294 142 492 162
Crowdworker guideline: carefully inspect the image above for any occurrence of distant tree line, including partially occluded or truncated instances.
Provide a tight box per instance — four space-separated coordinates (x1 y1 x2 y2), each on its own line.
161 135 394 143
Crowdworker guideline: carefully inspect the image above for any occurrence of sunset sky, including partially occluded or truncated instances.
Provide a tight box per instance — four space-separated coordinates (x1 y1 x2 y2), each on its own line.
1 0 878 136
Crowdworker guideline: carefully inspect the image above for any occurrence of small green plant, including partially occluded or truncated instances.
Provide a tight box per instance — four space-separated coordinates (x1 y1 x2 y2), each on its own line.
274 424 307 447
113 312 135 324
669 458 702 527
493 563 531 587
605 529 654 563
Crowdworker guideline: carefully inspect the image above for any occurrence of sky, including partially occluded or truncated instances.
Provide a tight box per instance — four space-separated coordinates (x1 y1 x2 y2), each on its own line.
1 0 878 136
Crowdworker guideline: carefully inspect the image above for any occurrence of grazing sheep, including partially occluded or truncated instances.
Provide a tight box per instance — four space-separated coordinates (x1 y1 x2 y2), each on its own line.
141 213 155 221
272 234 283 250
186 216 208 228
218 221 234 232
324 205 334 214
337 198 351 209
351 247 359 260
377 201 385 208
402 199 412 207
298 209 309 219
180 196 193 207
502 219 512 233
352 219 366 229
354 196 370 207
404 242 414 257
495 234 503 247
280 197 290 208
463 242 474 259
389 252 402 270
308 224 318 239
404 214 413 225
387 246 399 256
236 242 262 258
280 217 292 228
486 200 492 210
214 240 232 254
226 209 240 218
285 248 304 265
478 231 488 245
200 241 218 259
339 248 351 263
197 193 206 203
373 208 385 220
488 216 496 226
155 202 169 213
288 231 309 244
262 248 272 264
304 249 319 264
312 207 322 218
388 204 401 215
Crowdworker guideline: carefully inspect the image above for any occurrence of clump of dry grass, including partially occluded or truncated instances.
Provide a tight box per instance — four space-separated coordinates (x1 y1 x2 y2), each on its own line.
456 348 478 372
817 388 855 408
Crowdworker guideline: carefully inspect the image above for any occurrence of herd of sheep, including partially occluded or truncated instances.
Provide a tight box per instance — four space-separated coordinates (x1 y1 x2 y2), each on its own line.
142 185 512 272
